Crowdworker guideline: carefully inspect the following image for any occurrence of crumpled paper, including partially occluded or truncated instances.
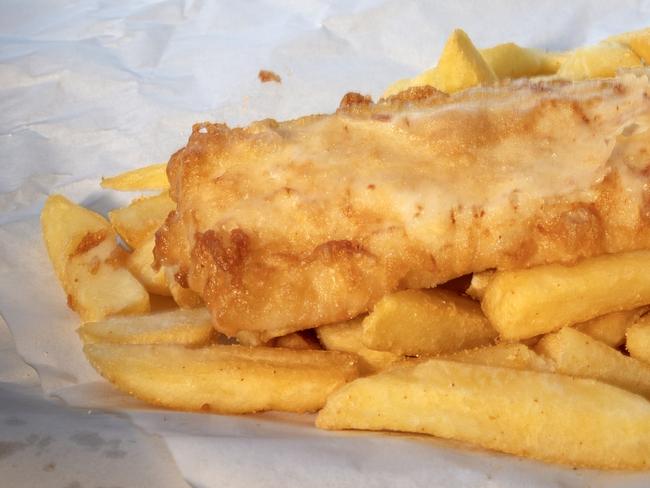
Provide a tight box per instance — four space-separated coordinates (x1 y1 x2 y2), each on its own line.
2 0 650 486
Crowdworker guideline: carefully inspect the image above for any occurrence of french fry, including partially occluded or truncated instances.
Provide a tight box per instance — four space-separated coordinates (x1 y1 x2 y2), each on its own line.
237 327 310 347
557 42 641 80
481 250 650 341
362 289 497 355
608 28 650 63
85 343 359 414
108 192 175 249
465 270 494 300
274 331 321 350
480 43 561 79
626 314 650 365
383 29 496 97
317 318 400 374
101 163 169 191
41 195 149 322
41 194 109 283
78 308 213 346
235 330 268 347
316 358 650 469
575 307 647 348
164 267 203 309
443 343 553 372
383 30 647 97
535 327 650 399
127 235 170 296
426 29 497 93
65 240 150 322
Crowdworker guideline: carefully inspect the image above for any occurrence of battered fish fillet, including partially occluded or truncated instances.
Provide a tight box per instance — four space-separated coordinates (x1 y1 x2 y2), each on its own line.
155 71 650 338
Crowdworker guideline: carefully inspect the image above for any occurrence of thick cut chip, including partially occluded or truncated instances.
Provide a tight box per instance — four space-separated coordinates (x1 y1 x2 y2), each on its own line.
424 29 497 93
575 307 647 348
85 343 359 414
609 28 650 63
383 29 496 97
443 343 553 372
41 195 149 322
127 236 170 296
65 240 150 322
627 315 650 364
236 325 309 347
482 250 650 341
535 327 650 399
236 330 269 347
316 358 650 469
557 42 641 80
480 43 561 79
317 318 400 374
41 195 109 283
109 192 175 249
78 308 213 346
274 331 321 350
101 163 169 191
362 289 496 356
465 270 494 300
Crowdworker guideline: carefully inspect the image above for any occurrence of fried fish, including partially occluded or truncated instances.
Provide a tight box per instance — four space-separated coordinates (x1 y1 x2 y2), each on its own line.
155 71 650 337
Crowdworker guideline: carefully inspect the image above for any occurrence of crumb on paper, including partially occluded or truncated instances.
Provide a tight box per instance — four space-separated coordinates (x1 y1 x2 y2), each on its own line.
258 70 282 83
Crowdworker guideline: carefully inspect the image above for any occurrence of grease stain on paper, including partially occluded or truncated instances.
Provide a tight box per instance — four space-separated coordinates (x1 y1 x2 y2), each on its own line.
69 431 105 450
0 441 27 460
4 416 26 426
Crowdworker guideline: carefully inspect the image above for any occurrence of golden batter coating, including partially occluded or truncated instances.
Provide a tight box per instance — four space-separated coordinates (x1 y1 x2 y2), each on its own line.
155 71 650 337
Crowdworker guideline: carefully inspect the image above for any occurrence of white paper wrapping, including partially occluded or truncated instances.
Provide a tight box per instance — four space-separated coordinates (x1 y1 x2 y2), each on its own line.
2 1 650 486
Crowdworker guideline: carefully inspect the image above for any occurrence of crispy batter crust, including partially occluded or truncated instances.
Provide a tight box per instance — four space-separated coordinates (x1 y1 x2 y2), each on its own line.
155 72 650 336
258 70 281 83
